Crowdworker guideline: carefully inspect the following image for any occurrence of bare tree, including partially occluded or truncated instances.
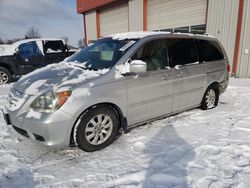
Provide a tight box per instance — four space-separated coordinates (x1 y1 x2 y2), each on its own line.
5 38 22 44
77 39 85 48
25 27 41 39
61 36 69 44
0 38 5 44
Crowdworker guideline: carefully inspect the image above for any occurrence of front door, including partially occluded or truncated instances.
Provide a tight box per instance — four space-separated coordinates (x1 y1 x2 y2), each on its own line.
16 41 45 75
167 38 206 112
127 39 174 125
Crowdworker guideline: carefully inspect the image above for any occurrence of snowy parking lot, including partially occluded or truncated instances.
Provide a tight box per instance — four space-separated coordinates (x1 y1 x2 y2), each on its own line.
1 78 250 188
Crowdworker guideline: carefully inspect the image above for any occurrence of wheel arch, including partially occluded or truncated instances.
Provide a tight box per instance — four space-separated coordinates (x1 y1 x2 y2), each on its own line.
207 81 220 92
0 63 13 74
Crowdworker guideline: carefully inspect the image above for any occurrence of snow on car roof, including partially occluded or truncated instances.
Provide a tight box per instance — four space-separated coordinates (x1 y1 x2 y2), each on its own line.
106 31 215 40
0 38 65 56
106 31 170 40
12 38 65 48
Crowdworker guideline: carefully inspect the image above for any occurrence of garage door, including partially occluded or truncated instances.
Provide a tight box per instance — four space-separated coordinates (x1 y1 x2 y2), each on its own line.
100 3 129 37
147 0 207 31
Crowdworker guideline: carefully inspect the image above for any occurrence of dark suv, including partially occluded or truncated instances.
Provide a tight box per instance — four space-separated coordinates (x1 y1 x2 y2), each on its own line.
0 38 76 84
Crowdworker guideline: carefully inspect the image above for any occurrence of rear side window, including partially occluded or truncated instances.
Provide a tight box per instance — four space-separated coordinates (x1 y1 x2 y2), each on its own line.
44 40 64 53
199 40 224 61
167 38 198 67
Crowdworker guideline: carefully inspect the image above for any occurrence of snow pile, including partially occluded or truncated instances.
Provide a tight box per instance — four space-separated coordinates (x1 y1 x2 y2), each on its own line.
46 48 62 53
1 78 250 187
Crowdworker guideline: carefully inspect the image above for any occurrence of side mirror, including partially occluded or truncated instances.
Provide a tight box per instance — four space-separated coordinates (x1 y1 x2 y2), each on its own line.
15 47 20 55
129 60 147 73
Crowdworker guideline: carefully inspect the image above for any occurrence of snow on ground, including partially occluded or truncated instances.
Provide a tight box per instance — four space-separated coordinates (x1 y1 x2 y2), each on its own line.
1 78 250 188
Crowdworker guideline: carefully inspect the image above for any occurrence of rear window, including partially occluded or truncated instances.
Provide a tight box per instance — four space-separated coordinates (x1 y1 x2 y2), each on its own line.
44 40 64 53
199 40 224 62
167 38 198 67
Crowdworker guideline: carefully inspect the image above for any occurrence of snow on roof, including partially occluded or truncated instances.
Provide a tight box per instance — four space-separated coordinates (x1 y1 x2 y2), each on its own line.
106 31 215 40
106 31 170 40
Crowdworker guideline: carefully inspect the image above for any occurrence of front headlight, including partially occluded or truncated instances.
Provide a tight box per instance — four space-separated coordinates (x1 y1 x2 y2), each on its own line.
30 91 71 113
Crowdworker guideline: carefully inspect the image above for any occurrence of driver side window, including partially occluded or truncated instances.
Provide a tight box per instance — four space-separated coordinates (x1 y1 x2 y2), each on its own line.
19 42 42 58
131 39 168 71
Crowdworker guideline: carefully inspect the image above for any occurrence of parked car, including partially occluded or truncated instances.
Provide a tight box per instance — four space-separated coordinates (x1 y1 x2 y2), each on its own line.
2 32 229 152
0 38 75 84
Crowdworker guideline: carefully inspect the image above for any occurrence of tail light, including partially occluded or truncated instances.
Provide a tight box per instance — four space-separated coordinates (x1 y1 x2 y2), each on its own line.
227 64 230 72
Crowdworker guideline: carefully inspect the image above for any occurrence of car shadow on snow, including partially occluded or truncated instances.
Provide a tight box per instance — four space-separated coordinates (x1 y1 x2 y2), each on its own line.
0 168 37 188
142 123 195 188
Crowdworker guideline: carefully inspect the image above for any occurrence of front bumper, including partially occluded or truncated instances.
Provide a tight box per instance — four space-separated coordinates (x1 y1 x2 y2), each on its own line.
2 107 76 148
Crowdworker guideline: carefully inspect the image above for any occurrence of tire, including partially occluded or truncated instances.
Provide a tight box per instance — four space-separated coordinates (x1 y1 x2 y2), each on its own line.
200 85 219 110
73 105 119 152
0 67 12 84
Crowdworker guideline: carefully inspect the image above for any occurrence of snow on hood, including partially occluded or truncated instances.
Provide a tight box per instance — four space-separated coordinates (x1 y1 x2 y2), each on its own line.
0 45 16 56
13 61 109 95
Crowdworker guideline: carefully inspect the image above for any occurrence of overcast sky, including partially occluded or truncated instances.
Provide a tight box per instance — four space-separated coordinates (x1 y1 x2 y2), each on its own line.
0 0 83 46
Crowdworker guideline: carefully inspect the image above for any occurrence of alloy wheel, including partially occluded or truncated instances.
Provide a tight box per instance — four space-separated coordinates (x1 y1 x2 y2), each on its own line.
0 71 9 84
85 114 113 145
205 89 216 108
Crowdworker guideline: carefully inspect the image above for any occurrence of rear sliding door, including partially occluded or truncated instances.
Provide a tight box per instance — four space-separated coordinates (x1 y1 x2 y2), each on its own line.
167 38 206 112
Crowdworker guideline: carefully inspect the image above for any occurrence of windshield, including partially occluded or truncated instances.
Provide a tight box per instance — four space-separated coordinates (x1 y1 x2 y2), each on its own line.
66 38 137 70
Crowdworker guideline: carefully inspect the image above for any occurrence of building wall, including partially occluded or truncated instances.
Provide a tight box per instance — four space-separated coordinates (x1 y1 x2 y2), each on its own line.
147 0 206 31
99 3 129 36
237 0 250 78
77 0 116 13
85 11 97 41
128 0 144 31
206 0 239 70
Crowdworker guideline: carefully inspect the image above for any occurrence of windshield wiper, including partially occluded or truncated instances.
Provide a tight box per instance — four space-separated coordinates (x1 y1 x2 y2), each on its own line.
73 64 98 71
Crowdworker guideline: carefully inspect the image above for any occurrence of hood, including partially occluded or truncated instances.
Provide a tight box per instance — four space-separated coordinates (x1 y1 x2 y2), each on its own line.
0 45 15 56
13 62 109 95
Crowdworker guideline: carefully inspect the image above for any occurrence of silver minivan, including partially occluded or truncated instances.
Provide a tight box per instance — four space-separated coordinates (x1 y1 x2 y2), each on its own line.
2 32 229 152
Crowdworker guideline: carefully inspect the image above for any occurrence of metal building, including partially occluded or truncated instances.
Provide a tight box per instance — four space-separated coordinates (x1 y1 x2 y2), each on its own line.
76 0 250 78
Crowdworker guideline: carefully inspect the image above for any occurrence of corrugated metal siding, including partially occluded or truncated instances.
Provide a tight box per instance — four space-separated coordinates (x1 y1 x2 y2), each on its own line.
147 0 206 31
237 0 250 78
207 0 239 70
85 11 97 41
100 3 129 37
128 0 143 31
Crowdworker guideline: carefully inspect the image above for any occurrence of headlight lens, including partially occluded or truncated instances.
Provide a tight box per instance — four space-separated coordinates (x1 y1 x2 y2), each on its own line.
30 91 71 113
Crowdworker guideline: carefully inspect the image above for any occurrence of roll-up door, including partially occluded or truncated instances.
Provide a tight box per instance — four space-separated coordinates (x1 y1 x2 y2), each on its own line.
147 0 207 31
100 3 129 37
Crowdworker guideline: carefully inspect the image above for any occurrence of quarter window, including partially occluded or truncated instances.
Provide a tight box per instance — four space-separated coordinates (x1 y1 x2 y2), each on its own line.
167 38 198 67
199 40 224 62
132 40 168 71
